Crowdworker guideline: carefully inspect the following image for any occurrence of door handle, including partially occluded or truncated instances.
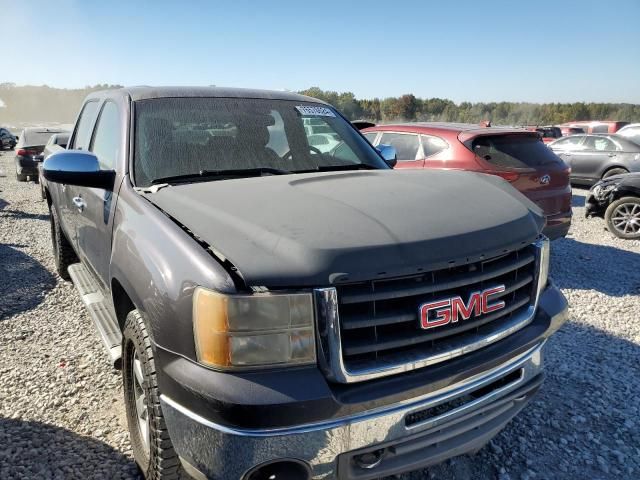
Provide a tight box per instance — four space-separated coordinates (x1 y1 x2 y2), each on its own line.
563 153 571 156
608 153 616 157
72 196 86 212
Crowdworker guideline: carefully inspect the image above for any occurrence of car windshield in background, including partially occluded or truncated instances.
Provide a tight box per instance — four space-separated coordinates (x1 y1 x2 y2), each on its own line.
471 135 564 169
23 130 63 147
133 98 388 186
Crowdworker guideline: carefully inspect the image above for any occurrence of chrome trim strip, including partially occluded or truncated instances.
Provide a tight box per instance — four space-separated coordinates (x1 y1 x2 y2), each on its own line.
159 341 544 438
317 239 548 384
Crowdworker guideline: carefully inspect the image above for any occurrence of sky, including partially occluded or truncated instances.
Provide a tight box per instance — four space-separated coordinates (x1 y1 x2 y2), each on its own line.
2 0 640 104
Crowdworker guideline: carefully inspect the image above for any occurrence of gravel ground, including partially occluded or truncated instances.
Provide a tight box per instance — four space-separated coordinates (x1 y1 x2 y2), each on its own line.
0 148 639 480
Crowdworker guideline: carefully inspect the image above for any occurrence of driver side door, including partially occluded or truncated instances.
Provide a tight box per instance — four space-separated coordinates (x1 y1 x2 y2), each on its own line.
76 100 122 288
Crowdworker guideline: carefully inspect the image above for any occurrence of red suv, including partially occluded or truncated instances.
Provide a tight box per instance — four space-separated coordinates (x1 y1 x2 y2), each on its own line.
362 123 572 239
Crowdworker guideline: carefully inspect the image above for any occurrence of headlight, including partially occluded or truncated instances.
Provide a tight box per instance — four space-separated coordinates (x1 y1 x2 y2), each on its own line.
592 184 617 200
193 287 316 369
536 236 550 299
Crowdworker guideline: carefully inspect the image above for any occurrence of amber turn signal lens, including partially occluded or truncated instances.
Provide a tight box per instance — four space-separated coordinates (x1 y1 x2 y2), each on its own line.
192 287 316 369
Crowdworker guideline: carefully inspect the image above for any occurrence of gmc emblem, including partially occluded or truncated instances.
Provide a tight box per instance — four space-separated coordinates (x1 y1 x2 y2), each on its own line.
419 285 506 330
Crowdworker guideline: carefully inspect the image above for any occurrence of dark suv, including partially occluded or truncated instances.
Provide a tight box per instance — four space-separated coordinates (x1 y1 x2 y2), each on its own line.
363 123 572 240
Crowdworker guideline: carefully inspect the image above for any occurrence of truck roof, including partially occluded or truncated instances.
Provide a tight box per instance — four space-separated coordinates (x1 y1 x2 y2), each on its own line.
85 86 326 104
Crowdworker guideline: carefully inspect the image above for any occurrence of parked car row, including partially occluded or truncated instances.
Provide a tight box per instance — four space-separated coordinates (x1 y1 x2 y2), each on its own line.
14 127 69 182
558 120 629 135
360 122 572 240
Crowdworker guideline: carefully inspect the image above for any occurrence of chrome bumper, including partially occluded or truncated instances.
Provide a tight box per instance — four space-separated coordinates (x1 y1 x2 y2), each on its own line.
160 341 546 480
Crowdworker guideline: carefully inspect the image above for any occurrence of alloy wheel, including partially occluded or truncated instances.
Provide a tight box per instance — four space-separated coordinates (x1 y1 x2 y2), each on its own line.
611 202 640 236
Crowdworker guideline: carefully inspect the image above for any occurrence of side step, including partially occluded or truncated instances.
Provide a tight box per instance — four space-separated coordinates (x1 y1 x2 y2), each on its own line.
68 263 122 367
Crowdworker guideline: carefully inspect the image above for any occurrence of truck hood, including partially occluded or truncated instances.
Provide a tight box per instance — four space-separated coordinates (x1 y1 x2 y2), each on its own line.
143 169 544 287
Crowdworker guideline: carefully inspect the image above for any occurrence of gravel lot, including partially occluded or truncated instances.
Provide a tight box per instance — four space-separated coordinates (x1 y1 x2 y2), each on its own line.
0 149 639 480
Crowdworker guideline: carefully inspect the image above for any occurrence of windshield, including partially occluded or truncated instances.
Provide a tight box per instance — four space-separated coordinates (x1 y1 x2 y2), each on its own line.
133 97 387 186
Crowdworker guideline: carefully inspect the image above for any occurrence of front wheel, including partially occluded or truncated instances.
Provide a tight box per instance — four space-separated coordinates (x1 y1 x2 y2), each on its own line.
49 206 77 279
605 197 640 239
123 310 186 480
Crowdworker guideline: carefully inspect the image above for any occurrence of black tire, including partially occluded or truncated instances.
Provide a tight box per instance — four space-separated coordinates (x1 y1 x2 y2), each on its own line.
16 170 28 182
605 197 640 240
123 310 185 480
602 167 628 180
49 206 77 280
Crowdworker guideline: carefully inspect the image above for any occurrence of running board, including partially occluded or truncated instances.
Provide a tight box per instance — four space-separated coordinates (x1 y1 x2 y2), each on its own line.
68 263 122 367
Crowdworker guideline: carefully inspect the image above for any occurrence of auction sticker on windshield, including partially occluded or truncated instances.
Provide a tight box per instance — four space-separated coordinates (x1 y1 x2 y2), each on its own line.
296 106 336 117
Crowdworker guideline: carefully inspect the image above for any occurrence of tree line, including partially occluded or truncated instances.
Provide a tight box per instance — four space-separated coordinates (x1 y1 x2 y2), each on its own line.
299 87 640 125
0 83 123 126
1 83 639 127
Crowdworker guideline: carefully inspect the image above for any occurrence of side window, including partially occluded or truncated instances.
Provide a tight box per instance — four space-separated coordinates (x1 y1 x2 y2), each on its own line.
583 136 615 152
378 132 420 161
591 124 609 134
90 102 121 170
72 101 100 150
363 132 378 144
553 136 584 149
421 135 448 157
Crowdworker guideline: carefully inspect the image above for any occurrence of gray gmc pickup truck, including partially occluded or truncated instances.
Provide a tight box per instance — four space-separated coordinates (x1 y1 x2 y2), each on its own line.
42 87 569 480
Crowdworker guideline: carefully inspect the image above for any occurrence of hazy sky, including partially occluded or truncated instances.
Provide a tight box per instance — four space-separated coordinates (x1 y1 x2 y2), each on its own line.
4 0 640 103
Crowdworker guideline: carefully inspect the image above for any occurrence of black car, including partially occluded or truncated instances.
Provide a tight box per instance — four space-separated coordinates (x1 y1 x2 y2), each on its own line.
586 173 640 239
0 128 17 150
549 134 640 185
14 127 65 182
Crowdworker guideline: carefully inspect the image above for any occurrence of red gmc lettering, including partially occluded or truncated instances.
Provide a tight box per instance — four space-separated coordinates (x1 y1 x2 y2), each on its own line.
420 285 506 330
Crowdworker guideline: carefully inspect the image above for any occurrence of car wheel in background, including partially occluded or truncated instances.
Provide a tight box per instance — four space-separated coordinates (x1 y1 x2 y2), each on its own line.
16 170 28 182
602 168 628 180
49 206 78 279
605 197 640 239
123 310 186 480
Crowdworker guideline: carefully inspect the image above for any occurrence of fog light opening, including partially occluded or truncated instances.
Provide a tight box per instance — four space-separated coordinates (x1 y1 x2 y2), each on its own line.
244 459 311 480
354 448 386 469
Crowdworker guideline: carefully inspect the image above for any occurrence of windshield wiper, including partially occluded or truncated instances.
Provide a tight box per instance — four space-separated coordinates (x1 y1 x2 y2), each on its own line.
150 167 290 185
294 164 379 173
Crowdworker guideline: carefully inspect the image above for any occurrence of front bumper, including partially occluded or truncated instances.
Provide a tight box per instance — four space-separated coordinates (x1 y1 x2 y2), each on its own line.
585 192 607 218
158 284 568 480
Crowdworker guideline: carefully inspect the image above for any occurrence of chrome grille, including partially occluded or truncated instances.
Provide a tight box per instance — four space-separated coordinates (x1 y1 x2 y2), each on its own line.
315 239 545 384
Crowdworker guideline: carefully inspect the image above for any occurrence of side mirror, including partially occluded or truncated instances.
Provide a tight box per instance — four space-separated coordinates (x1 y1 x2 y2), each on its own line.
43 150 115 189
377 144 397 168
